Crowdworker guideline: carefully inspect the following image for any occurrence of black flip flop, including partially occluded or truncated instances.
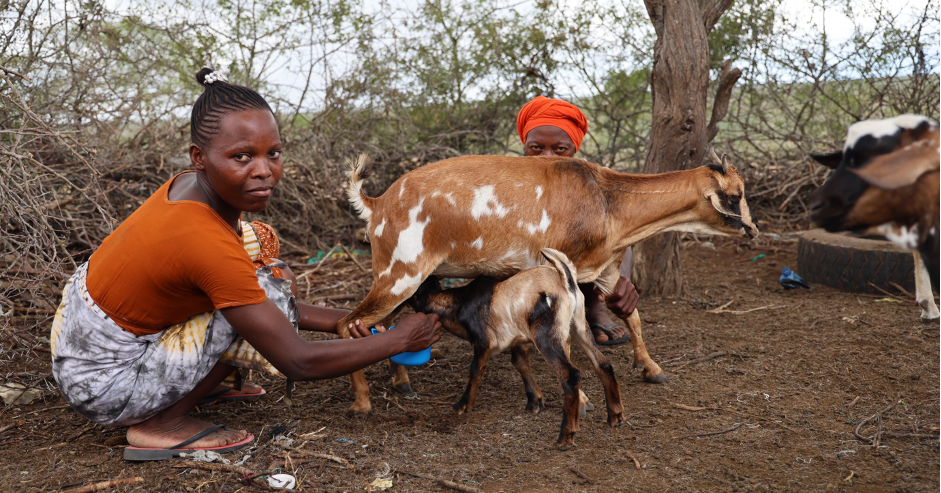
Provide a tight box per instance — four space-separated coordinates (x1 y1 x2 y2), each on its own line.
590 322 631 346
123 424 254 461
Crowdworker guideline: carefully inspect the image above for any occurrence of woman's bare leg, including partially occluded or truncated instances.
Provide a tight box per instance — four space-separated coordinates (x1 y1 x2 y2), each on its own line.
126 361 251 448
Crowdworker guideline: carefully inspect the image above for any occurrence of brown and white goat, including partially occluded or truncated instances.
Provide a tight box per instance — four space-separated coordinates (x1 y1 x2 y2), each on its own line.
406 248 622 449
338 152 759 414
810 115 939 320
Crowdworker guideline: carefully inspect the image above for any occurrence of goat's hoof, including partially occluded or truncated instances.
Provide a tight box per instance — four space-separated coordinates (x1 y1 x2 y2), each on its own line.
349 404 372 415
526 401 544 414
557 442 575 451
608 413 624 427
392 383 416 396
644 372 669 384
453 401 470 414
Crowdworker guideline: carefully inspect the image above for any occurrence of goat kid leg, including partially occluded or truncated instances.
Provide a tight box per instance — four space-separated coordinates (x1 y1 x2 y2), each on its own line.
531 334 582 450
454 345 495 414
624 309 668 383
510 344 545 413
913 252 939 321
570 319 624 427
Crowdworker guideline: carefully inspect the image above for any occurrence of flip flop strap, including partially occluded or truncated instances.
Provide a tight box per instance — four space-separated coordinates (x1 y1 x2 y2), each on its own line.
170 424 226 450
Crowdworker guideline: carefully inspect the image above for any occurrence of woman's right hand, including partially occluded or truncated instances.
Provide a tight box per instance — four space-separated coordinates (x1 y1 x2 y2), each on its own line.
393 312 442 351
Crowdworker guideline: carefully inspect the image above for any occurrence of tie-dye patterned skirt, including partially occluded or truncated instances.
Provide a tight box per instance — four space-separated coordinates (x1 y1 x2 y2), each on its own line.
49 222 298 426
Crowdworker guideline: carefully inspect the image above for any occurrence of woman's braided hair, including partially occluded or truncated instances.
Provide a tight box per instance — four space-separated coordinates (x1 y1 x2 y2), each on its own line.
190 67 273 147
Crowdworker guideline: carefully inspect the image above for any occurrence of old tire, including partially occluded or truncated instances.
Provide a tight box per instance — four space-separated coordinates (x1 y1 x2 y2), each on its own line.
797 229 915 294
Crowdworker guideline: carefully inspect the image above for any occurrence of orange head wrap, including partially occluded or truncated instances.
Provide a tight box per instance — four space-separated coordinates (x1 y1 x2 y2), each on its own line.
516 96 589 152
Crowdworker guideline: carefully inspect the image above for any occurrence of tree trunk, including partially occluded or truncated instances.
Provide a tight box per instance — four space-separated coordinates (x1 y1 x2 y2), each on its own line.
633 0 737 297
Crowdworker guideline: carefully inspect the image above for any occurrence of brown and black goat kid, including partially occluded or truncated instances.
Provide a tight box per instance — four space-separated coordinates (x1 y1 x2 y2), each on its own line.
338 152 758 414
406 248 622 449
810 115 939 320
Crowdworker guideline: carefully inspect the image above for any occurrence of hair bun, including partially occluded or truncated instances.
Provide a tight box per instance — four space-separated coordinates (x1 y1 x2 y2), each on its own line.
195 67 228 87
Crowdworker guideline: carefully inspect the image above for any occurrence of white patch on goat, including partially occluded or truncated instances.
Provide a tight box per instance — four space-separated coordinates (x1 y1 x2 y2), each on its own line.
470 185 509 220
373 218 386 238
431 190 457 206
876 222 919 250
390 272 423 296
397 178 408 199
450 242 456 249
667 222 729 236
470 237 484 250
844 115 932 150
535 186 543 200
520 210 552 235
378 198 430 278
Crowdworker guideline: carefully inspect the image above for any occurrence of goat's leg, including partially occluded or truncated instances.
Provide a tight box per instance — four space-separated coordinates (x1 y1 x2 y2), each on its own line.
913 252 939 321
375 307 418 396
535 344 582 449
625 309 668 383
510 343 544 413
335 284 422 414
570 318 624 427
454 344 494 414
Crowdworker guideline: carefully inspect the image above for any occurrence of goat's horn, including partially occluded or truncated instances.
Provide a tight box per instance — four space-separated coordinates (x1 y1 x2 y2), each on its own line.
707 148 722 166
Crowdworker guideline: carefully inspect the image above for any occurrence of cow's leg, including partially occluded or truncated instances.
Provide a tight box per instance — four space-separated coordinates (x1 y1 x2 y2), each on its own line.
510 343 544 413
624 309 668 383
570 315 624 427
914 251 939 321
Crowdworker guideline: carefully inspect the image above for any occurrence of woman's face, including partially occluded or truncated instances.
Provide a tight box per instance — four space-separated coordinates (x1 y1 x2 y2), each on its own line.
523 125 577 157
192 109 283 214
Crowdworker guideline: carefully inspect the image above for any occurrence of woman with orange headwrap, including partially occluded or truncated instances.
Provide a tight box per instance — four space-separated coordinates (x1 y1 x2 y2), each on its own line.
516 96 638 345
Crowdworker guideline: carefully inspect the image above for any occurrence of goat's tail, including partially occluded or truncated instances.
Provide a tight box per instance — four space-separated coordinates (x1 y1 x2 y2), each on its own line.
345 153 375 221
539 248 579 297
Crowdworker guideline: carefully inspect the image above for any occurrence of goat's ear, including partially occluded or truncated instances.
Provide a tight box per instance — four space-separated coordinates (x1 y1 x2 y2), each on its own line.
708 192 742 218
809 151 843 169
851 141 940 190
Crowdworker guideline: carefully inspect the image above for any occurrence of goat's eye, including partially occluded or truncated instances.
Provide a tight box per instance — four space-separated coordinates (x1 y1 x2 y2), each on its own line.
728 195 741 204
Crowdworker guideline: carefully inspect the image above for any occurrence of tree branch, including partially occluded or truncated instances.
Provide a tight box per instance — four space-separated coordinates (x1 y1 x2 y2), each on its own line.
706 59 742 142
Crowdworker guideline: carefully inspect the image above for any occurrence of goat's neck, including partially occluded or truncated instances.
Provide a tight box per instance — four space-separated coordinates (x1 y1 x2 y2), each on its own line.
598 167 708 251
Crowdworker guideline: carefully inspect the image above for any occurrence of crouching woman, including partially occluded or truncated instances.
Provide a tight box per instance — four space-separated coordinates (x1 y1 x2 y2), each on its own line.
49 68 440 461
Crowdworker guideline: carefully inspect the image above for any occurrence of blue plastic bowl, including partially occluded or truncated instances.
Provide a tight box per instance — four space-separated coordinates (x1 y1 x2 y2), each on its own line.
369 326 431 366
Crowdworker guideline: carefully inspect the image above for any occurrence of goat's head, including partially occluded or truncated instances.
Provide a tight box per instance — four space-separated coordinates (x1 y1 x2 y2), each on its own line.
809 115 939 231
837 131 940 237
697 149 759 239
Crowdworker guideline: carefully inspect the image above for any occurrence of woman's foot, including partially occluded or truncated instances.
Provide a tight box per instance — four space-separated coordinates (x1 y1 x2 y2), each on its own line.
211 381 264 398
584 290 629 344
127 415 249 449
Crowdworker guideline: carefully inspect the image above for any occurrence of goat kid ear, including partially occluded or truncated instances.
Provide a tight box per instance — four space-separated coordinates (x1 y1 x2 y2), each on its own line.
809 151 843 169
708 192 741 218
851 140 940 190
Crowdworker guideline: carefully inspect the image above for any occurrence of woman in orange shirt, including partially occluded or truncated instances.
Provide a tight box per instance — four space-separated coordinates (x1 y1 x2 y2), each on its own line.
50 68 440 461
516 96 639 345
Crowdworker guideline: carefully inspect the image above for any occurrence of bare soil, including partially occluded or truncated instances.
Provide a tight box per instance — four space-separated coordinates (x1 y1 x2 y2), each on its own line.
1 234 938 492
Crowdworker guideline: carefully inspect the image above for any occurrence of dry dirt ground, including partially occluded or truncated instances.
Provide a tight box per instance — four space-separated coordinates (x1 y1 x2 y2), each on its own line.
1 234 938 492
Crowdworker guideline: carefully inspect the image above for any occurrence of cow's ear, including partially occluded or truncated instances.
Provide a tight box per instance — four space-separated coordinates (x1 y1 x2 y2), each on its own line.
809 151 843 169
853 141 940 190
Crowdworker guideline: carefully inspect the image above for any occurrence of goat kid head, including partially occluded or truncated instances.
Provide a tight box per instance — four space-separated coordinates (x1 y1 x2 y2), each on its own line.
694 149 759 239
809 114 939 232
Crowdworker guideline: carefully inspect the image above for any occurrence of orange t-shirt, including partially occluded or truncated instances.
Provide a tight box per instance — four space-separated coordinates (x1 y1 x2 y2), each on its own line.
86 172 268 336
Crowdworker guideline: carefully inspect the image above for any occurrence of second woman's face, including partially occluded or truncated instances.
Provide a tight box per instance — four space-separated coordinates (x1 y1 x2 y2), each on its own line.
524 125 577 157
196 109 283 214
